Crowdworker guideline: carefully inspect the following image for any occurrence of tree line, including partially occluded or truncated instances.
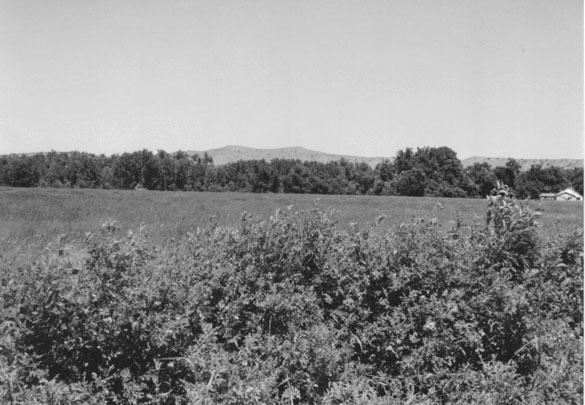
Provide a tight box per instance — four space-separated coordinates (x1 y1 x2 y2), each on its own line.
0 146 582 198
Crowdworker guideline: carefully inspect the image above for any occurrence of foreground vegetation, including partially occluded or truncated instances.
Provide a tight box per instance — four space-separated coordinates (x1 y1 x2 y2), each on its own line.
0 187 582 403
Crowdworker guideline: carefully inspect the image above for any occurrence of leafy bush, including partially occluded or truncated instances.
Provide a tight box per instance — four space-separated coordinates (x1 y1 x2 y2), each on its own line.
1 198 582 403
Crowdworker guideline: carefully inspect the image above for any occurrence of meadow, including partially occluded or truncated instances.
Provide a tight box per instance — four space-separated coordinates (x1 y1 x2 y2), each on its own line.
1 186 582 403
1 186 582 249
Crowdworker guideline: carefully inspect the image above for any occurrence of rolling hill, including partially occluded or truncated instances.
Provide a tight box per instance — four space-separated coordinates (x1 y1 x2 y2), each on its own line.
187 145 387 167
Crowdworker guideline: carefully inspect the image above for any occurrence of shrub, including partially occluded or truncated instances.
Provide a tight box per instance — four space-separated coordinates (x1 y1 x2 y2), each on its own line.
1 198 582 403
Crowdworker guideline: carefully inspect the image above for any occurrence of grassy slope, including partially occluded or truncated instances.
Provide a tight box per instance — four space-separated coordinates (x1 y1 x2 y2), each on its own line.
1 187 582 249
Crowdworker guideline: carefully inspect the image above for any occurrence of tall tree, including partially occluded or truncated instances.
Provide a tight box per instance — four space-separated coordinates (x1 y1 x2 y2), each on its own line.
569 167 583 195
494 159 521 190
393 148 415 174
157 150 175 190
465 162 496 197
393 168 426 196
375 159 394 181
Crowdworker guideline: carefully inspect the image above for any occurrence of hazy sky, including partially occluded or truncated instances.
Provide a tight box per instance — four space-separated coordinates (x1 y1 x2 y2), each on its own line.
0 0 582 159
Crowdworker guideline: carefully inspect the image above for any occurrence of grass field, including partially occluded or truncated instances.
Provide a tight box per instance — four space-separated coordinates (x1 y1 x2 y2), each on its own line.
1 187 582 250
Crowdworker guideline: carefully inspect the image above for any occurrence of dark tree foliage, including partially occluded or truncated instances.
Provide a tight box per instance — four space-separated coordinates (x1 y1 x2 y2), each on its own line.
516 165 571 199
494 159 522 190
282 164 311 194
393 168 426 196
570 167 584 195
466 162 497 197
375 158 394 182
0 148 581 198
156 150 175 191
112 152 146 189
393 147 415 173
4 156 37 187
386 146 468 197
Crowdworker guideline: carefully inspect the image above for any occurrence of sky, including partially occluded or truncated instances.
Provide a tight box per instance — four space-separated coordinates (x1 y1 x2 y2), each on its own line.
0 0 582 159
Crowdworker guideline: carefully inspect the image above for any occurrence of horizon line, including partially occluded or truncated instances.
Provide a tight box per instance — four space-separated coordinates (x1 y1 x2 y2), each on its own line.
2 144 583 162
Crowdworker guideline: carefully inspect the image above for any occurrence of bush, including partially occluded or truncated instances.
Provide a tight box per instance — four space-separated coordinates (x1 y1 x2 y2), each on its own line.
1 199 582 403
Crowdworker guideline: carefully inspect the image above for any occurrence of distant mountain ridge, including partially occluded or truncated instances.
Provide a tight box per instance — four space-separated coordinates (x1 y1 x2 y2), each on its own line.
187 145 583 171
186 145 387 168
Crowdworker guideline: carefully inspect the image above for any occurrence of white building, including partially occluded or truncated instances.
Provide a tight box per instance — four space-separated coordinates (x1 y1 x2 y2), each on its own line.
538 192 557 201
555 187 583 201
539 187 583 201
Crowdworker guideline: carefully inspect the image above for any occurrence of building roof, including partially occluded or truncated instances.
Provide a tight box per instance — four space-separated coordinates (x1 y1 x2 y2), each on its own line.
538 188 583 199
556 187 583 199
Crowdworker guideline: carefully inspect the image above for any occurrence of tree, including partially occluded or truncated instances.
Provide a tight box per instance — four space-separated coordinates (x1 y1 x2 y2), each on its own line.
282 164 310 194
393 168 426 196
494 159 521 190
100 167 114 189
539 166 570 193
393 148 415 174
250 160 279 193
0 155 9 185
173 151 192 190
415 146 465 187
112 152 141 189
516 165 570 199
157 150 175 190
27 153 48 187
569 167 583 195
390 146 467 197
44 151 68 187
65 152 101 188
465 163 496 197
515 165 545 199
189 153 213 191
375 159 394 182
352 163 376 194
5 155 36 187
